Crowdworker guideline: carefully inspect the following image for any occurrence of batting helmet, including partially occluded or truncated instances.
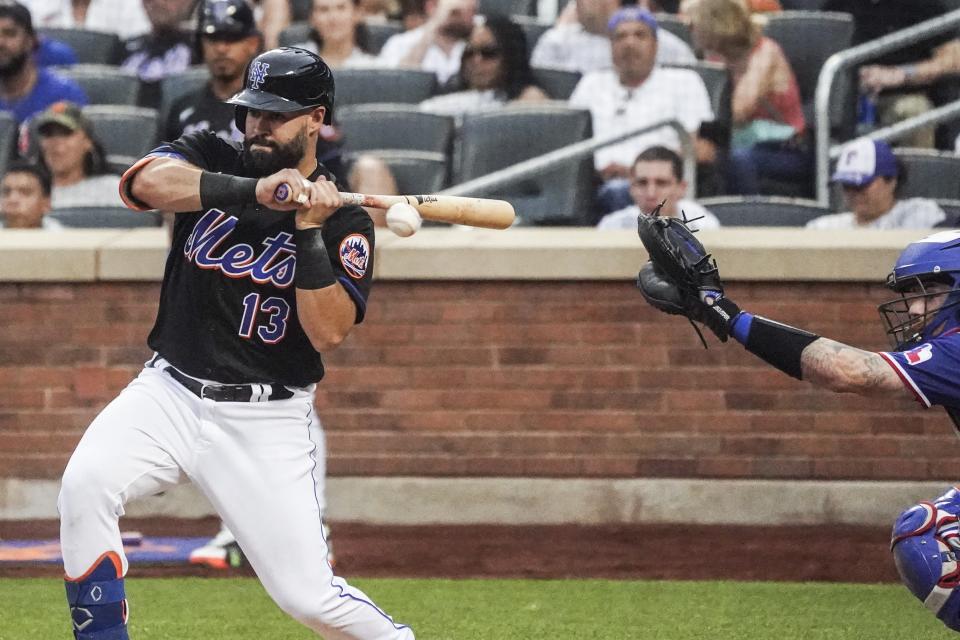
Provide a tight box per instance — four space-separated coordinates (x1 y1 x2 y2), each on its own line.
878 230 960 350
226 47 335 130
891 487 960 632
198 0 257 39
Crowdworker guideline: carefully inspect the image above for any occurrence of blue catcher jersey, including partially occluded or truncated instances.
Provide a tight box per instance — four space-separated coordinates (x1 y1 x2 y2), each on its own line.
880 329 960 431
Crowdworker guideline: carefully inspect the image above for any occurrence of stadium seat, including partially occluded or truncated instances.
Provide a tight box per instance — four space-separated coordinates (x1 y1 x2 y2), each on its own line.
365 22 403 55
0 111 17 177
337 104 455 154
83 106 160 158
278 22 310 47
762 12 856 137
290 0 312 21
158 66 210 139
698 196 831 226
105 154 137 175
665 61 731 127
478 0 535 15
936 200 960 228
513 16 551 51
895 149 960 201
335 68 437 106
655 13 693 47
38 28 121 65
347 150 449 194
56 65 140 106
49 206 162 228
532 67 581 100
780 0 829 8
452 104 594 225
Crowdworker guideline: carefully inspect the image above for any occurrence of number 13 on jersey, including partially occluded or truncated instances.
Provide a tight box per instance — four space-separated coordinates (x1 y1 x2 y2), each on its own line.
239 293 290 343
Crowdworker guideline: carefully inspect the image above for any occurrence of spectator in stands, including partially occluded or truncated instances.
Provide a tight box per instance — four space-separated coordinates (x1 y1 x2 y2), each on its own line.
0 160 59 228
377 0 476 85
253 0 291 49
823 0 955 149
531 0 695 75
22 0 151 40
419 15 547 115
597 145 719 229
0 2 85 123
569 8 714 216
165 0 262 143
690 0 807 195
34 101 122 208
121 0 199 109
397 0 427 31
806 138 946 230
293 0 378 68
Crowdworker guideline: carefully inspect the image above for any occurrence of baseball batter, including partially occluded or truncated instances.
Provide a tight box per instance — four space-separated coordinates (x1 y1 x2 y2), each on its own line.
58 47 413 640
636 218 960 633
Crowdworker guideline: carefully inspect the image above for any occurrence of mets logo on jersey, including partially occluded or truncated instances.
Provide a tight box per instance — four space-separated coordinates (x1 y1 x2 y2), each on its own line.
904 343 934 366
339 234 369 279
249 61 270 90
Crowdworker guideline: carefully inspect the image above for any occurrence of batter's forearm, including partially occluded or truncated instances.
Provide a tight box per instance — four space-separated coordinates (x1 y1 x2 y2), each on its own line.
296 285 356 351
129 158 205 212
800 337 904 396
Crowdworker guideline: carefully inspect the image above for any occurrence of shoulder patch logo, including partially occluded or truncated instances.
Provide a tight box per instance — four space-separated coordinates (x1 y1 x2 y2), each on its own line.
904 343 934 366
339 234 370 279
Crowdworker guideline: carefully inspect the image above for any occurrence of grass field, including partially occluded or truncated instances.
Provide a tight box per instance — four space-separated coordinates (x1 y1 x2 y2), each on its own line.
2 577 952 639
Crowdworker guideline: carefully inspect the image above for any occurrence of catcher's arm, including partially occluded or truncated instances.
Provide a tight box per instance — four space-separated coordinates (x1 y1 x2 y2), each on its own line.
635 208 907 391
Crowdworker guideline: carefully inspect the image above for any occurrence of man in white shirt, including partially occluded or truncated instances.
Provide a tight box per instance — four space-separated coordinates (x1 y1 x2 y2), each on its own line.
21 0 151 40
531 0 695 74
0 162 61 230
569 7 713 215
597 146 719 230
377 0 476 85
806 138 946 230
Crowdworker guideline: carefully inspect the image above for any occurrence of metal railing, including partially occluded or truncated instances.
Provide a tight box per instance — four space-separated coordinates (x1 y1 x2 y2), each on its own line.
440 118 696 202
815 8 960 205
829 99 960 159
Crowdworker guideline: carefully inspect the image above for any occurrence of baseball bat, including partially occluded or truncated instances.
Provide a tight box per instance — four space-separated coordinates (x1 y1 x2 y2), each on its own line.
274 184 515 230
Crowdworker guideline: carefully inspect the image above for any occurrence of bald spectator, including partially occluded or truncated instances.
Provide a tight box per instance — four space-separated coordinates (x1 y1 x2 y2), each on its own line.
21 0 151 39
531 0 695 75
806 138 946 230
0 161 59 229
0 1 86 123
377 0 476 84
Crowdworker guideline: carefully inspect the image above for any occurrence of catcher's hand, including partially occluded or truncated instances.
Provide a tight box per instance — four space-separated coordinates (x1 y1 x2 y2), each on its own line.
635 204 740 343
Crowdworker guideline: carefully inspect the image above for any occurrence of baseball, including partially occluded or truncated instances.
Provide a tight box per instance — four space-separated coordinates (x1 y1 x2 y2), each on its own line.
385 202 422 237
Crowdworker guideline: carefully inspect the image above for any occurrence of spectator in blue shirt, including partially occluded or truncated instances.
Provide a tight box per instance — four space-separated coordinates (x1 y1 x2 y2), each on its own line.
0 2 86 123
35 34 77 67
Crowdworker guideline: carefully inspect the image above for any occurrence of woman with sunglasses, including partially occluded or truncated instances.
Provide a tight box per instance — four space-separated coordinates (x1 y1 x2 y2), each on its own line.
420 15 548 115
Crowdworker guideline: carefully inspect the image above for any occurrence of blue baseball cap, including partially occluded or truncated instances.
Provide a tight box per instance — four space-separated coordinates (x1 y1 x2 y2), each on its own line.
831 138 899 187
607 7 658 36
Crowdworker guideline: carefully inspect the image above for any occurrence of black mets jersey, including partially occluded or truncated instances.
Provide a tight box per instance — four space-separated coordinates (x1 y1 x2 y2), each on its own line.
121 130 374 386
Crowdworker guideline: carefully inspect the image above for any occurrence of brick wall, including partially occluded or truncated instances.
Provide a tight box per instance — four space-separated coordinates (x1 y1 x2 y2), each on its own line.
1 280 954 481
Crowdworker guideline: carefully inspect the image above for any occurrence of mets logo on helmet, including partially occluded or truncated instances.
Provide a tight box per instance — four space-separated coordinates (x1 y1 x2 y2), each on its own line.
339 234 370 279
250 61 269 90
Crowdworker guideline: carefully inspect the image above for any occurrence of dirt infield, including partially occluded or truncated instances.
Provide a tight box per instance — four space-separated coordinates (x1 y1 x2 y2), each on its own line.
0 517 899 583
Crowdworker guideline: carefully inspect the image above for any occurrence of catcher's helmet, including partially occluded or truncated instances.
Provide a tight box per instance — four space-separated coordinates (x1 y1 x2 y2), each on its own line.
878 230 960 350
198 0 257 39
226 47 335 130
891 487 960 632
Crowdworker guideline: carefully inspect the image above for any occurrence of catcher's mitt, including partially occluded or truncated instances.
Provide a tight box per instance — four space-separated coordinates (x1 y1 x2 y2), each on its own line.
635 202 739 344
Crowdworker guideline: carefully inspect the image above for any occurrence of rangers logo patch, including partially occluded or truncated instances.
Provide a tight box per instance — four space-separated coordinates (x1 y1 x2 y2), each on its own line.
339 234 369 279
904 343 934 366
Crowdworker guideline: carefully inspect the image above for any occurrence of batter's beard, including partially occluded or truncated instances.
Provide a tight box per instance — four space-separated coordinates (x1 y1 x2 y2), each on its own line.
0 51 29 78
242 129 308 177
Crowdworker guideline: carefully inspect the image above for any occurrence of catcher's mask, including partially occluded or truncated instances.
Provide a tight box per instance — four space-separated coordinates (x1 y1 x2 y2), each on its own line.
226 47 335 131
878 230 960 351
892 487 960 632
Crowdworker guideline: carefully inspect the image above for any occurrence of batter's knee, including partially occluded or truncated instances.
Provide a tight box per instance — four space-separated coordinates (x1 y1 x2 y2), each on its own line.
58 457 120 520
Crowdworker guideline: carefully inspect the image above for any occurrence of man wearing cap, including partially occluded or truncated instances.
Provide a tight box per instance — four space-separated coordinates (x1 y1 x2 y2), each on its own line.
0 1 86 123
34 100 122 208
164 0 263 143
569 7 713 218
531 0 694 75
806 138 946 230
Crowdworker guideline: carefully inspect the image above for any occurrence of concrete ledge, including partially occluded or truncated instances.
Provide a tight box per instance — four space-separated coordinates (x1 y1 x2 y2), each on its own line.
0 227 934 283
2 477 947 526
